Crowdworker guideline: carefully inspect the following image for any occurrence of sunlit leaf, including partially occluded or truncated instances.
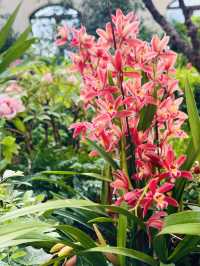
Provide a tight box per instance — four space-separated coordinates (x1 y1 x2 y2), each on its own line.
81 246 157 266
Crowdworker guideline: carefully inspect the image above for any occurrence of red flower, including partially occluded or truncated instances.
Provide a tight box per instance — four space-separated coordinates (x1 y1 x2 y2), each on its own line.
146 211 167 242
142 178 178 217
160 146 192 182
111 170 129 193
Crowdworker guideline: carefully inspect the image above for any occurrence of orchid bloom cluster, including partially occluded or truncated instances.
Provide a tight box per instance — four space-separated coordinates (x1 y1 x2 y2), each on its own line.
0 82 24 120
58 9 192 228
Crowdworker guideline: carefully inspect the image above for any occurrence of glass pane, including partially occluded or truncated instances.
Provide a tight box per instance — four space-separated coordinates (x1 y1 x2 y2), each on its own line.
30 5 80 56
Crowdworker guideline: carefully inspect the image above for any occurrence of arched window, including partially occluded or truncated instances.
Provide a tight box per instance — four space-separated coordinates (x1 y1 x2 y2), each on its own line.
30 4 80 56
167 0 200 22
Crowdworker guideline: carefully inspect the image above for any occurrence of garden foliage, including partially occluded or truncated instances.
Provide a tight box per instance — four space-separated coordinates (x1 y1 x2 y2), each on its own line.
0 7 200 266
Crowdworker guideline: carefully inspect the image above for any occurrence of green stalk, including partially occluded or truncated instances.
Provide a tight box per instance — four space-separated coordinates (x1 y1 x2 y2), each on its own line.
117 205 128 266
120 136 133 190
101 163 112 204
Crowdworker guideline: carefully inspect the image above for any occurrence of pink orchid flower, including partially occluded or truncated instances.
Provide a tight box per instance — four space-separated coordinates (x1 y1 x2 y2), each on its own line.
56 25 69 46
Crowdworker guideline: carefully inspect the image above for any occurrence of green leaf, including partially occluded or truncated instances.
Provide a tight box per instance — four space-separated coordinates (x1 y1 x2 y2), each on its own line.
0 27 35 73
81 246 157 266
57 225 107 266
160 263 175 266
55 210 92 230
101 163 112 204
173 80 200 203
100 205 144 228
0 200 98 223
137 104 157 131
0 4 21 50
42 170 111 182
161 224 200 235
168 235 200 263
0 220 55 249
185 79 200 162
88 217 113 223
87 138 119 170
1 136 19 163
117 213 127 266
12 117 27 133
57 225 96 248
160 211 200 235
154 235 168 263
0 199 144 231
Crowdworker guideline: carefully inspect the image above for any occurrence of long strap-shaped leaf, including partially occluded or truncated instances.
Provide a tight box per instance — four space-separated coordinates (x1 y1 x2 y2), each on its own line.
0 4 21 50
0 199 144 228
42 170 111 182
159 211 200 235
0 220 56 249
0 27 35 74
185 79 200 162
57 225 108 266
173 80 200 203
155 211 200 263
80 246 158 266
168 235 200 263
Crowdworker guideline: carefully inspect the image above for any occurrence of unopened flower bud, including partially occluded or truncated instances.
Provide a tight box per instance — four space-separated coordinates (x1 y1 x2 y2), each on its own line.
50 243 65 253
58 246 73 257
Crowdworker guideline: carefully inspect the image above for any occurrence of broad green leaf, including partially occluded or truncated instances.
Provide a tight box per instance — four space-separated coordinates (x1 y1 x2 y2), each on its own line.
43 170 111 182
1 136 19 163
81 246 157 266
57 225 107 266
168 236 200 263
0 199 144 231
0 4 21 50
87 138 120 170
0 199 98 223
12 117 27 133
137 104 157 131
160 223 200 235
55 210 92 230
57 225 97 248
160 211 200 235
0 220 55 249
164 211 200 227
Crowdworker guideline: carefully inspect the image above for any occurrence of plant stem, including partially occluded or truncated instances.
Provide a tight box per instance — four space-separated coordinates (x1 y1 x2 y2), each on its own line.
130 184 149 216
108 0 136 179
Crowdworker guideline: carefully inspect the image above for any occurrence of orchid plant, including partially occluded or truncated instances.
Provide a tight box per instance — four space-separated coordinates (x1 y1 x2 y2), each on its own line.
30 8 200 265
0 7 200 266
68 9 192 231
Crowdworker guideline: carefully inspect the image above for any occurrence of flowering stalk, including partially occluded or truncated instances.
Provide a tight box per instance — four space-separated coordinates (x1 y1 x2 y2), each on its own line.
63 9 193 235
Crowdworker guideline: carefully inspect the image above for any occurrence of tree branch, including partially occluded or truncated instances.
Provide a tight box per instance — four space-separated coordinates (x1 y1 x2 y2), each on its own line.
142 0 200 72
178 0 200 51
